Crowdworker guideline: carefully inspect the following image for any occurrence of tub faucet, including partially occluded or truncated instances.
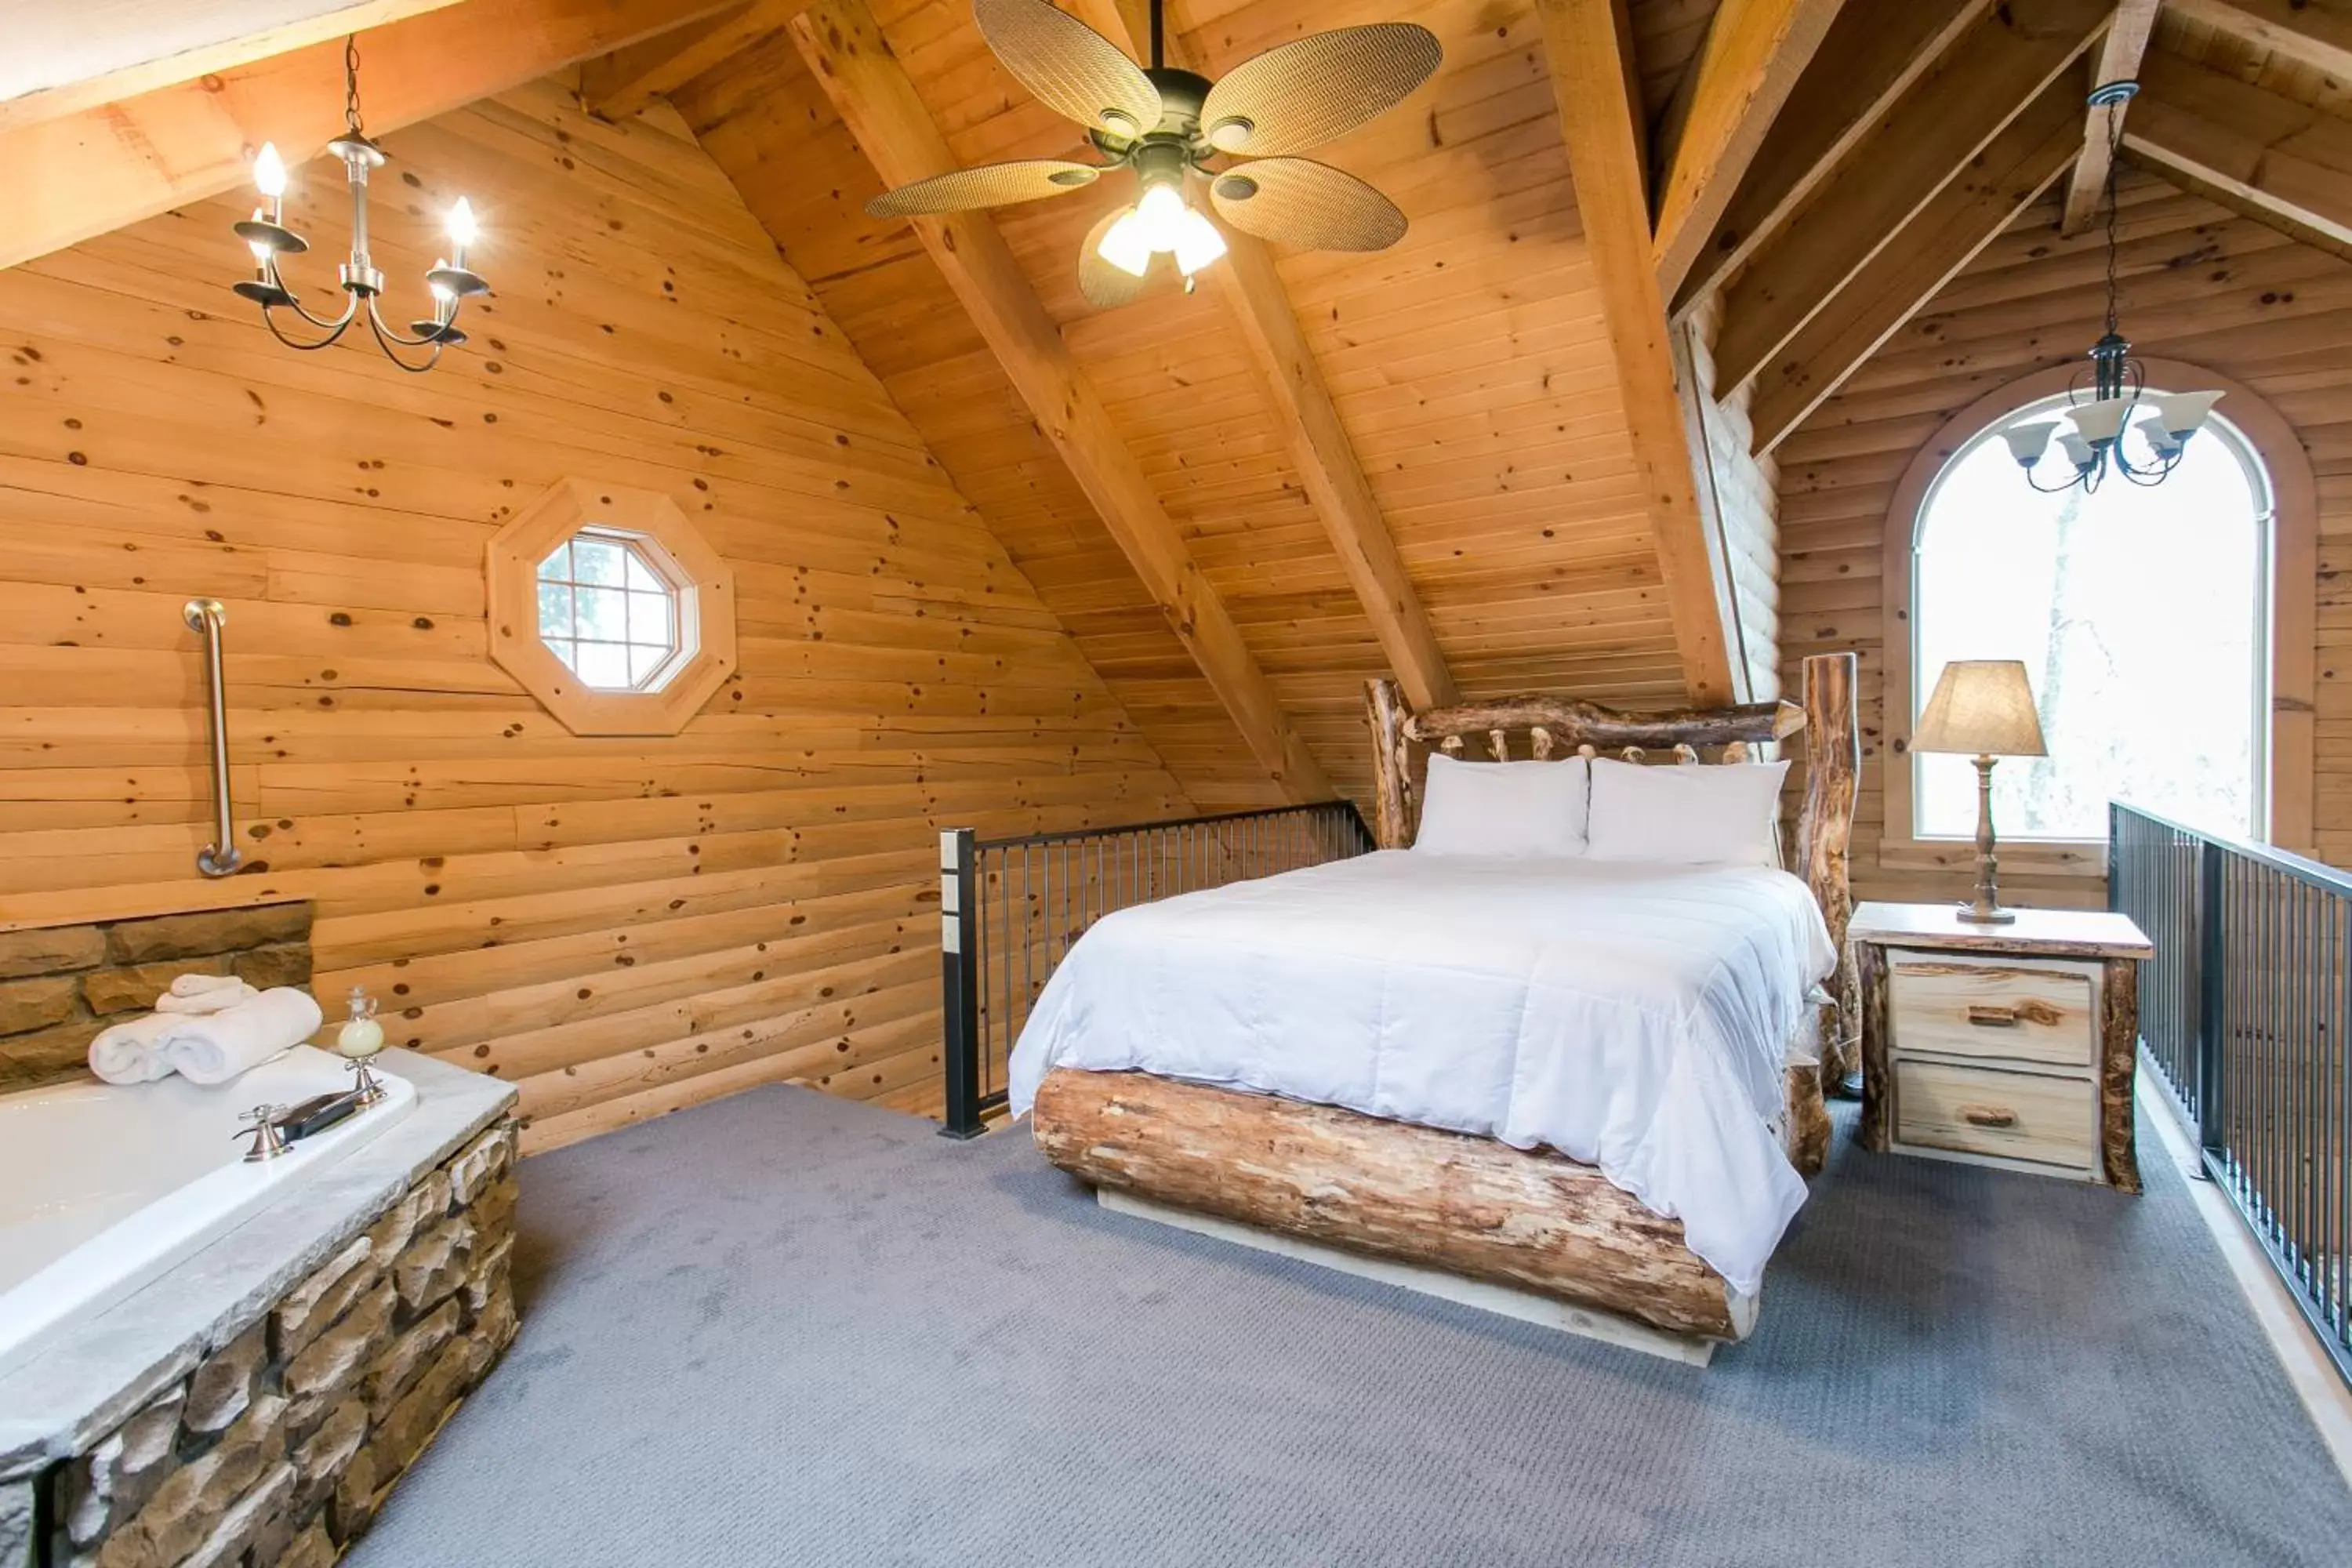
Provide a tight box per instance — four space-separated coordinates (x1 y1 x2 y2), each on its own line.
238 1104 291 1163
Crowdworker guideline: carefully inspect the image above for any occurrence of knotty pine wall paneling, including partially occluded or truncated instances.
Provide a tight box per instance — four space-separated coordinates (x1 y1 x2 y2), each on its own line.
1774 170 2352 904
0 83 1190 1150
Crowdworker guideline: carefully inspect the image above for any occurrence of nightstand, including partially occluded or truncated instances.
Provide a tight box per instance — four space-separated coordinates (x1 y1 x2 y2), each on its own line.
1851 902 2155 1192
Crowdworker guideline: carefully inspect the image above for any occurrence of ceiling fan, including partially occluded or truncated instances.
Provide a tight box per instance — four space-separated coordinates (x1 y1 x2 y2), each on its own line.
864 0 1442 307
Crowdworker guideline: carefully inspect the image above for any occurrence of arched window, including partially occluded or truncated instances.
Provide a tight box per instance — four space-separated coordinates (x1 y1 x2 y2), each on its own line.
1884 359 2317 862
1912 390 2271 841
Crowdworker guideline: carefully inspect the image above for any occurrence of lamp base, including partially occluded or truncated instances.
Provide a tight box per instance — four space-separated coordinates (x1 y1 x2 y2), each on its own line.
1955 902 2018 925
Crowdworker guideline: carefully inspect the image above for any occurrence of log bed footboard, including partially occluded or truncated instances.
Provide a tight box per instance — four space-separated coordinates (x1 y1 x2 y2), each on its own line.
1031 1068 1759 1344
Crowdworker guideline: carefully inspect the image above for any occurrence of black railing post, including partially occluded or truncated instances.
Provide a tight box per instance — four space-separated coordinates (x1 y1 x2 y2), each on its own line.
938 827 985 1139
2197 834 2227 1158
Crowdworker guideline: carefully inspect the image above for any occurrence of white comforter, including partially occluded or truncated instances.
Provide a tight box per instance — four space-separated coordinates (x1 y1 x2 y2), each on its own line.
1007 851 1836 1294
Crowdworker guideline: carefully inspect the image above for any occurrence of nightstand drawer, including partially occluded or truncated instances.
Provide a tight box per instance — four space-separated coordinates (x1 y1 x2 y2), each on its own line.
1889 960 2093 1068
1893 1059 2097 1171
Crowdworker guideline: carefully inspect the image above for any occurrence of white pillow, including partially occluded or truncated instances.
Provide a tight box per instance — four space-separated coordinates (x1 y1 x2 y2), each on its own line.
1584 755 1790 867
1413 752 1588 857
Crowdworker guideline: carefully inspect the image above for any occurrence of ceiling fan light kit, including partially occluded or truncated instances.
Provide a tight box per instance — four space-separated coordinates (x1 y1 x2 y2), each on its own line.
866 0 1440 307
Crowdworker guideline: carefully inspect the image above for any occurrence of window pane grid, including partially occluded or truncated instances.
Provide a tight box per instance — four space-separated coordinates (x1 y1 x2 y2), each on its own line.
534 529 682 694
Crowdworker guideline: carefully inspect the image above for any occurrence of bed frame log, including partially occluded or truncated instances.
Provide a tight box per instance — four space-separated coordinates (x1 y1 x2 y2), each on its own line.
1033 1069 1758 1343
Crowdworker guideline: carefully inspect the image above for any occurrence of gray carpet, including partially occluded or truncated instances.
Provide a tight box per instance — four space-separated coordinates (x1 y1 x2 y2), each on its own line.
350 1086 2351 1568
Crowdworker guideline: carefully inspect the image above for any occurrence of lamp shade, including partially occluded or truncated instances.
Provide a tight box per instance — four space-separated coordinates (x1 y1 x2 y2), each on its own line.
1914 659 2048 758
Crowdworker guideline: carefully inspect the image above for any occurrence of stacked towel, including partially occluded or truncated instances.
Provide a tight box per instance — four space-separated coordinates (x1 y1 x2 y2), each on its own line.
85 982 325 1087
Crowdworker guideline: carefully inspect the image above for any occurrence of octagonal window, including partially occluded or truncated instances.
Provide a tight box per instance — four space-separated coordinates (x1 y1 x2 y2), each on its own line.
534 528 689 692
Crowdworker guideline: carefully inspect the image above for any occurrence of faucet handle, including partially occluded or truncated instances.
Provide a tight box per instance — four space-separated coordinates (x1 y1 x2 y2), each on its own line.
236 1103 290 1163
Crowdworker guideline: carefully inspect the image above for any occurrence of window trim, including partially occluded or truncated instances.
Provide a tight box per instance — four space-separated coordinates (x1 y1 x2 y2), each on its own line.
1881 358 2316 873
487 478 737 738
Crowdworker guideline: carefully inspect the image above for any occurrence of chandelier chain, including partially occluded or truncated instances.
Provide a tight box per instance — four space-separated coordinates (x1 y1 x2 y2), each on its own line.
2102 95 2122 339
343 35 364 135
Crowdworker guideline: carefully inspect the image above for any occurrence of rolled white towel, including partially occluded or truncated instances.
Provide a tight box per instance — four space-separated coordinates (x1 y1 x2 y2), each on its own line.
154 976 262 1014
157 988 325 1087
89 1012 180 1085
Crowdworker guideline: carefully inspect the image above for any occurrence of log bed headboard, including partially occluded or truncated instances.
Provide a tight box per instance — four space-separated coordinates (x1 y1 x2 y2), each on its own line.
1365 651 1862 1069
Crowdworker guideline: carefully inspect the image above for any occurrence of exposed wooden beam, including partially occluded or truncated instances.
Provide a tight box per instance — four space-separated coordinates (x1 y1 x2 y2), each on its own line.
1533 0 1738 707
0 0 741 274
2164 0 2352 81
787 0 1332 801
1650 0 1849 301
583 0 806 121
1748 78 2082 453
0 0 463 136
1671 0 1990 314
1065 0 1457 713
1710 0 2107 397
2126 45 2352 249
2058 0 2162 237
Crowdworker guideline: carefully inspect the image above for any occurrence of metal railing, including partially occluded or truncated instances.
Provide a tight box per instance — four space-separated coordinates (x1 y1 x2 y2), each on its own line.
2111 801 2351 1384
938 800 1376 1138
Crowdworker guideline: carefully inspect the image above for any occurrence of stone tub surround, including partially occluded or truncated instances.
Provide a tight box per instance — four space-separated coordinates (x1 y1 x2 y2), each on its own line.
0 1053 517 1568
0 906 315 1094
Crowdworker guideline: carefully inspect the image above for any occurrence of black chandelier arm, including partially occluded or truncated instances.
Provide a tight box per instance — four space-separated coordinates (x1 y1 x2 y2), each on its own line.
365 305 447 373
269 274 365 336
259 302 358 351
361 292 460 350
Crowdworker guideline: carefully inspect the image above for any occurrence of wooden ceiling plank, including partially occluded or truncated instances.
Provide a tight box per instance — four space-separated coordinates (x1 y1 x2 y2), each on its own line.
0 0 466 136
1748 77 2082 454
1671 0 1991 315
1650 0 1849 301
1063 0 1457 713
0 0 742 274
786 0 1331 801
2058 0 2163 238
1533 0 1737 707
1710 0 2108 397
584 1 807 122
2162 0 2352 80
2125 47 2352 247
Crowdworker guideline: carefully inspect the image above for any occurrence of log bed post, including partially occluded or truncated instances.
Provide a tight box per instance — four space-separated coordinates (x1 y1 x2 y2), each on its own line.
1796 652 1860 1083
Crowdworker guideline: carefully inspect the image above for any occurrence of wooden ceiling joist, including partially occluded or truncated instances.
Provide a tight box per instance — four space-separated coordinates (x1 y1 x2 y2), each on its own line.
1649 0 1849 302
2057 0 2162 237
786 0 1333 801
1747 77 2082 455
1534 0 1738 708
0 0 463 136
1708 0 2107 399
2126 46 2352 250
583 0 805 122
1064 0 1457 713
1669 0 1991 315
0 0 741 273
2163 0 2352 81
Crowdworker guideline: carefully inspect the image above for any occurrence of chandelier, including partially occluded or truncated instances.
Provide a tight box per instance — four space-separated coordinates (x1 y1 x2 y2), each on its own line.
1998 82 2222 493
231 37 488 372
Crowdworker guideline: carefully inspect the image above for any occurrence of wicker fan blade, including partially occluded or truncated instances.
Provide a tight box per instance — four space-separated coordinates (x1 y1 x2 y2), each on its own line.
1210 159 1406 251
1196 24 1441 158
866 159 1100 218
975 0 1162 138
1077 209 1171 308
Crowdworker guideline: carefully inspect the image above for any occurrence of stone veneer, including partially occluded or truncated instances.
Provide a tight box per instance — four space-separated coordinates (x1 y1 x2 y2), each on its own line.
20 1120 518 1568
0 906 314 1093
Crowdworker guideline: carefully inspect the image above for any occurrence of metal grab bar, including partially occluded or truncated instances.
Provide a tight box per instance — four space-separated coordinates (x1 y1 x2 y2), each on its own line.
183 597 243 878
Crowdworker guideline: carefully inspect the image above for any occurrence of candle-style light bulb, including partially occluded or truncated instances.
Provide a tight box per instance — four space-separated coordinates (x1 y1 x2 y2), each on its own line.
252 142 288 199
445 197 479 265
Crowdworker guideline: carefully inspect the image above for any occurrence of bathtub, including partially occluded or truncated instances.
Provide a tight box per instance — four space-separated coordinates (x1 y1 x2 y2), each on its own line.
0 1047 417 1373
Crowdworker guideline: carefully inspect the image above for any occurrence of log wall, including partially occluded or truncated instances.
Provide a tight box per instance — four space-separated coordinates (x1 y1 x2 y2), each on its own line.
0 82 1189 1150
1775 170 2352 905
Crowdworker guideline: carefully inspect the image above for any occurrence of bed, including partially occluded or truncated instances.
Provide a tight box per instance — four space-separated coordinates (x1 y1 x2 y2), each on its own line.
1013 652 1860 1356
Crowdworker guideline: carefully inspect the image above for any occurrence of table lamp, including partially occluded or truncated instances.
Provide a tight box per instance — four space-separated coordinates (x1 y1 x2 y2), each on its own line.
1913 659 2048 924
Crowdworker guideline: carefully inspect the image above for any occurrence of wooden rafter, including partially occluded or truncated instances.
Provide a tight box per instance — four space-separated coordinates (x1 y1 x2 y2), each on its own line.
1534 0 1738 708
1650 0 1849 301
2127 45 2352 249
583 1 805 122
0 0 740 274
0 0 463 136
1065 0 1457 713
1670 0 1991 315
1747 77 2082 454
1709 0 2107 398
2164 0 2352 80
2058 0 2163 237
786 0 1333 801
